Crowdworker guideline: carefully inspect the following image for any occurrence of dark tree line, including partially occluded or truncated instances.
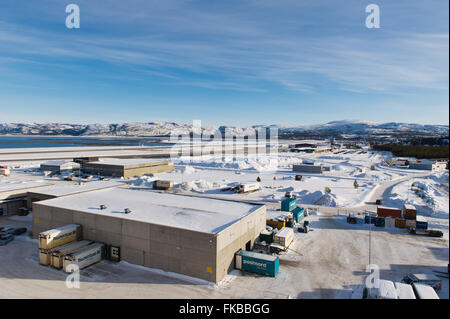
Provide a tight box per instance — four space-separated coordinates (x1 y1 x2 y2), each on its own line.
371 144 449 159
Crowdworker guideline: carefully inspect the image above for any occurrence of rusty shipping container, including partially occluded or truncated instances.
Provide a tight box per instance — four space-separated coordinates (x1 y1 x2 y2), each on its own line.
395 218 406 229
377 206 402 218
403 204 417 220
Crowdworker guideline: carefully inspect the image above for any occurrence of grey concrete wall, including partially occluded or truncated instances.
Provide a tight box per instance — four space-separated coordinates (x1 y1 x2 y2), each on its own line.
0 199 26 216
32 203 219 282
215 205 267 283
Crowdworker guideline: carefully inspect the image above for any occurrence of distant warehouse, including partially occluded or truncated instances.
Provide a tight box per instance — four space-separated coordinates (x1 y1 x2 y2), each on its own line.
32 188 266 283
292 164 330 174
40 160 81 172
82 158 174 178
408 159 447 171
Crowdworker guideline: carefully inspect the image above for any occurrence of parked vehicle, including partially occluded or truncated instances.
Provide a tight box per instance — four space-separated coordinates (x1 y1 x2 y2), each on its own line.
347 213 357 224
11 227 27 236
0 233 14 246
375 199 382 205
235 182 260 193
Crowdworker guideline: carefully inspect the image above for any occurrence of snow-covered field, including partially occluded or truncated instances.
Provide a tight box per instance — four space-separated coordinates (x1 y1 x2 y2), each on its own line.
129 151 413 208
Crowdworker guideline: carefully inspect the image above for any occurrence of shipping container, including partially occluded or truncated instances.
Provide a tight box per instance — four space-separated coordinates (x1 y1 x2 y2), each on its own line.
292 207 305 222
412 283 439 299
281 197 296 212
406 219 416 229
38 224 82 250
38 249 53 266
235 250 279 277
370 280 398 299
153 180 174 190
394 282 416 299
374 217 385 227
404 273 441 291
377 206 402 218
266 218 286 230
63 242 105 273
51 240 93 269
385 217 396 228
395 218 406 229
273 227 294 249
416 216 428 230
403 204 417 220
364 214 376 224
259 230 274 244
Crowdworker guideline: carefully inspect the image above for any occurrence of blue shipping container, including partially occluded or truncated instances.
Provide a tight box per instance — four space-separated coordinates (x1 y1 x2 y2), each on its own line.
364 216 376 224
281 198 297 212
416 217 428 230
375 217 385 227
292 207 305 222
235 250 279 277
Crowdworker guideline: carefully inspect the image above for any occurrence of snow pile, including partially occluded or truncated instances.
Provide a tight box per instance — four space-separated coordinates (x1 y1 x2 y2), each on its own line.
132 175 156 187
175 180 222 192
180 166 196 174
314 192 338 207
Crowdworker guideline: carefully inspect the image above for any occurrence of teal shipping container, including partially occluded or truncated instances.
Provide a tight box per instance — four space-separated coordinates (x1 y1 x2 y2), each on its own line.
235 250 279 277
281 198 297 212
292 207 305 222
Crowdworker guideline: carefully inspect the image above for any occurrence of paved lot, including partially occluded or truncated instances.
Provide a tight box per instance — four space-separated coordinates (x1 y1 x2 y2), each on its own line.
1 212 447 299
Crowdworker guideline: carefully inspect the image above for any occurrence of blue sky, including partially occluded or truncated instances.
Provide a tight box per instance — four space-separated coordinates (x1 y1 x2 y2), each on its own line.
0 0 448 126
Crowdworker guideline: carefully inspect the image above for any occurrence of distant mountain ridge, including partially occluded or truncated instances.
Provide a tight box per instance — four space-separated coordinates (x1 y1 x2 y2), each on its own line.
0 121 448 137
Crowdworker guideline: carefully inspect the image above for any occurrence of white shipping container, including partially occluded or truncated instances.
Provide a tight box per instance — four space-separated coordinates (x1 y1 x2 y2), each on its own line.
38 224 82 250
63 242 105 273
374 280 398 299
394 282 416 299
385 217 395 228
51 240 93 269
273 227 294 249
412 283 439 299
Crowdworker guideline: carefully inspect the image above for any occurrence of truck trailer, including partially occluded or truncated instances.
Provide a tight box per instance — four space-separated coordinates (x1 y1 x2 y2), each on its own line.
51 240 93 269
63 242 105 273
38 224 82 250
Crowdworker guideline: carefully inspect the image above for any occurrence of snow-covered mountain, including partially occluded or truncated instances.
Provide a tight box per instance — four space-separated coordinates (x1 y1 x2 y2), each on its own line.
0 120 447 136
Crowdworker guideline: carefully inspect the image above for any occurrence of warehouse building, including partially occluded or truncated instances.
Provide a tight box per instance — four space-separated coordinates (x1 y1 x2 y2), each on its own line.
27 180 126 209
81 158 174 178
32 188 266 283
0 180 53 216
40 160 81 172
292 164 330 174
409 159 447 171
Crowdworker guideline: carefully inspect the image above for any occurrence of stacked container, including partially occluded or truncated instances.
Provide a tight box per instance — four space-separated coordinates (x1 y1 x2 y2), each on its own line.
63 242 105 273
273 227 294 249
51 240 93 269
281 197 297 212
416 216 428 230
38 224 82 250
403 204 417 220
377 206 402 218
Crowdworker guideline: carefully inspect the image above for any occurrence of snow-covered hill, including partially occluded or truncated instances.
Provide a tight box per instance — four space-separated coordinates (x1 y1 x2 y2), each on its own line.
0 120 447 136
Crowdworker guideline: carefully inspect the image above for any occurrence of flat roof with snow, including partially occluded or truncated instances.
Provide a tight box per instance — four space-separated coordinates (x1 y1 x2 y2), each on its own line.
28 180 124 197
35 188 263 234
0 180 53 194
88 158 172 166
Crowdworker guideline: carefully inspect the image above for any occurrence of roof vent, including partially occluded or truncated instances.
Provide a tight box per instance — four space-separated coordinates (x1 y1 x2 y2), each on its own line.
124 208 131 214
100 205 107 210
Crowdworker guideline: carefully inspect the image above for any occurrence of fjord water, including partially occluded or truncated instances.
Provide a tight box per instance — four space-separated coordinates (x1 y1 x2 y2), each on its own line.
0 136 170 149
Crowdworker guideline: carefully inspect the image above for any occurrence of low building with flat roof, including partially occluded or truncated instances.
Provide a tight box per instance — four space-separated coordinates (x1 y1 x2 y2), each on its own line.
27 180 127 208
82 158 174 178
40 160 81 172
32 188 266 283
0 179 53 216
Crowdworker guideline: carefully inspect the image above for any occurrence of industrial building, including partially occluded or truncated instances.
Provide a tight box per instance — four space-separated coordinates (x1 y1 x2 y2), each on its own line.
27 180 126 208
40 160 81 172
81 158 174 178
408 159 447 171
292 164 330 174
0 180 53 216
32 188 266 283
